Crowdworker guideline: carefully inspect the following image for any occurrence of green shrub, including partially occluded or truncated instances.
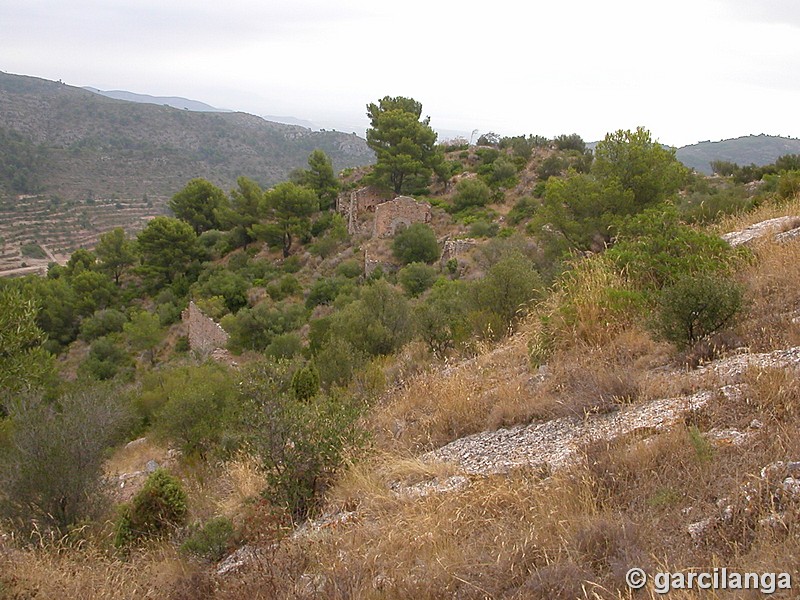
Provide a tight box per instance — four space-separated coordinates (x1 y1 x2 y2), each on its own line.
678 187 757 224
282 255 302 273
180 516 236 561
143 363 237 456
114 469 187 548
336 259 363 279
398 262 438 297
415 279 473 355
240 372 366 519
488 156 518 187
553 133 586 152
79 308 127 341
306 277 348 309
194 269 249 313
777 170 800 200
468 220 499 238
507 197 538 225
607 205 739 290
291 362 321 401
474 253 542 329
266 275 301 301
80 336 133 381
222 302 307 353
0 385 133 535
536 155 567 181
20 243 47 259
265 333 303 360
652 273 744 350
391 223 441 265
174 335 190 353
452 178 491 212
328 280 412 357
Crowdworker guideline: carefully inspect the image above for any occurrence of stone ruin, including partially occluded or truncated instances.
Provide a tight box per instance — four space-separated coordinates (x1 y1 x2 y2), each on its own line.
337 187 433 238
337 186 393 234
373 196 432 238
181 301 229 355
440 237 477 266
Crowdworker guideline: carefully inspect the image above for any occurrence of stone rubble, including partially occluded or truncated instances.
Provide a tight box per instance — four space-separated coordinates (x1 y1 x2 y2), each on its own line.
696 346 800 383
424 392 712 475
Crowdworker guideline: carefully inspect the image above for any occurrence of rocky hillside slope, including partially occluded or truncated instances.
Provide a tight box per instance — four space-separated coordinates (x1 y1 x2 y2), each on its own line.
0 72 373 202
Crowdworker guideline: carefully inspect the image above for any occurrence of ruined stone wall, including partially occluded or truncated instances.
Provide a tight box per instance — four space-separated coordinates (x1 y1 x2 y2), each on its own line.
336 186 393 234
440 237 477 265
182 301 229 355
373 196 432 238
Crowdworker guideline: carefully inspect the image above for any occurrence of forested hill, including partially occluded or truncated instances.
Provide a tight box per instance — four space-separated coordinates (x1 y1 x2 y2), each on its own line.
676 134 800 174
0 72 373 201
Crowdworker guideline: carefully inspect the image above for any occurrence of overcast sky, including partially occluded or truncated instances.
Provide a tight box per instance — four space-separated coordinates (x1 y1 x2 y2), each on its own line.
2 0 799 147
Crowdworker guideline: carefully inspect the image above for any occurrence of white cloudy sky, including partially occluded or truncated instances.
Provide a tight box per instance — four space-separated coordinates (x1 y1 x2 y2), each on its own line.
2 0 799 146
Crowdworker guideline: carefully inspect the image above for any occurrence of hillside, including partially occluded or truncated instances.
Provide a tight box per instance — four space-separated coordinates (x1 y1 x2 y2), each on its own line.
0 72 373 202
676 134 800 174
3 109 800 598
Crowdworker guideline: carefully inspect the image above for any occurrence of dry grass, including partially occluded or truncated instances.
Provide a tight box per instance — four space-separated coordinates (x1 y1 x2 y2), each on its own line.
0 539 202 600
282 469 603 599
735 238 800 351
535 328 670 419
713 194 800 235
528 254 642 355
367 334 532 453
104 437 171 478
212 453 269 520
744 366 800 424
213 413 800 598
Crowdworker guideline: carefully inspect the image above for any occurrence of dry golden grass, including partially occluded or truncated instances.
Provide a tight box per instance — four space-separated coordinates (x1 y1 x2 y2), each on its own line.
284 469 604 599
104 437 170 478
735 237 800 351
366 334 532 453
0 539 201 600
535 328 671 419
215 409 800 599
528 254 641 356
213 453 269 520
744 366 800 424
713 194 800 235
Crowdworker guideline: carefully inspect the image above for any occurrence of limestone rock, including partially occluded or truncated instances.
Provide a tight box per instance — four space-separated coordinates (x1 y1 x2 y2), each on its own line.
721 216 800 247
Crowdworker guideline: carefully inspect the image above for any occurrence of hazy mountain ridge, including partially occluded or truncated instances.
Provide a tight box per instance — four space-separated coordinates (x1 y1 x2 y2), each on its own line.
676 134 800 174
83 87 232 113
0 72 373 202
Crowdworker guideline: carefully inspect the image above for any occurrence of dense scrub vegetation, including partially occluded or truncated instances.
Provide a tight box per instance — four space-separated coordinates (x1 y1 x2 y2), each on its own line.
2 94 800 598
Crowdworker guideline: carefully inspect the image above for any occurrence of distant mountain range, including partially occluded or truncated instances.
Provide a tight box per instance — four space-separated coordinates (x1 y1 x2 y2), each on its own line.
83 87 232 113
675 135 800 174
83 87 322 130
3 71 799 204
0 72 373 202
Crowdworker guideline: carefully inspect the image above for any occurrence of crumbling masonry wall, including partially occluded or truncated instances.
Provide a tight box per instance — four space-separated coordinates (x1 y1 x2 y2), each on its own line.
337 186 393 234
182 301 229 355
373 196 432 238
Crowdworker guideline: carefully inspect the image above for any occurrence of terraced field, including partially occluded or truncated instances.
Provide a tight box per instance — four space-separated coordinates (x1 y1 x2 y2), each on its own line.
0 194 165 276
